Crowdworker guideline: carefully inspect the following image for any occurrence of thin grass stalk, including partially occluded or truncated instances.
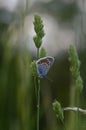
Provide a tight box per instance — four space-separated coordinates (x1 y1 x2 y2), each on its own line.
37 78 40 130
76 91 80 130
37 48 40 130
37 48 39 59
33 14 45 130
34 77 37 102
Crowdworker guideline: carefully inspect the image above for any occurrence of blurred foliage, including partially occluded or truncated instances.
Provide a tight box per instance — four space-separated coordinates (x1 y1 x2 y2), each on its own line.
45 0 78 22
30 0 78 23
0 8 34 130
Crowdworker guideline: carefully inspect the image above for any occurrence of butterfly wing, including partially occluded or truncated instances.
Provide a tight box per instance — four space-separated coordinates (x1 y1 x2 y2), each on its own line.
36 56 54 78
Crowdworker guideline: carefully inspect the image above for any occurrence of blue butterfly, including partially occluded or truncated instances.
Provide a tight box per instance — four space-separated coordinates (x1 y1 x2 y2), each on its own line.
36 56 54 78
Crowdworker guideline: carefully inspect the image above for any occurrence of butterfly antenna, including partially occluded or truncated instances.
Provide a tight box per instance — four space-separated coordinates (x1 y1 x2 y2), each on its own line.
46 76 53 82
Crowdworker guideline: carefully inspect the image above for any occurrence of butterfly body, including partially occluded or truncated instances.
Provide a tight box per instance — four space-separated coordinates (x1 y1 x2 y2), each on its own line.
36 56 54 78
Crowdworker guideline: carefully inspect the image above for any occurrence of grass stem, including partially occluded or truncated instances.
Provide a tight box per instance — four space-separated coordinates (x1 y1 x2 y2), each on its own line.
37 48 40 130
37 49 39 59
37 78 40 130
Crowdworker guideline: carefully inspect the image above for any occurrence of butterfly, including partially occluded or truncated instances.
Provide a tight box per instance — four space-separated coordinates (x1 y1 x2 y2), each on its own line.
36 56 54 78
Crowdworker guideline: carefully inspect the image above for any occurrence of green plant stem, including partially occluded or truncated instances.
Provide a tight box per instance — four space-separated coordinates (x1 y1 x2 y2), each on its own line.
37 78 40 130
34 77 37 102
37 48 40 130
76 92 80 130
37 48 39 59
62 121 66 130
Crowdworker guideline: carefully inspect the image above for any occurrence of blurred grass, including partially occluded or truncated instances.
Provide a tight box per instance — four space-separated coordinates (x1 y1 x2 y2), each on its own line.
0 8 34 130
